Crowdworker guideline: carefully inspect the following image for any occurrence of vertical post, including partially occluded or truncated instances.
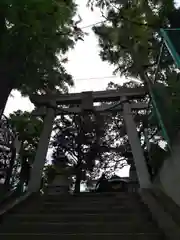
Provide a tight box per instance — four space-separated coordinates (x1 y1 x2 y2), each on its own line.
123 99 151 189
28 106 55 192
81 91 93 112
81 91 94 133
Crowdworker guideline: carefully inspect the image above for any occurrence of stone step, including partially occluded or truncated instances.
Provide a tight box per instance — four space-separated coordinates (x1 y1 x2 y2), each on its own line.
0 222 160 234
9 198 146 214
4 212 153 223
40 204 149 213
43 199 144 207
40 199 146 208
44 193 140 201
38 210 147 216
40 203 147 210
0 233 164 240
42 203 146 211
7 197 43 214
40 204 147 212
11 206 149 215
9 199 145 213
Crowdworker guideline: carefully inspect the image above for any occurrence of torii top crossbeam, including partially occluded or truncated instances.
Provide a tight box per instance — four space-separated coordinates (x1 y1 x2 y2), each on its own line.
30 87 147 106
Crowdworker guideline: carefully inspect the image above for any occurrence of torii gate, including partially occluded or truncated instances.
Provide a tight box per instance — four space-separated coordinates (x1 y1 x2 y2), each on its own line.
28 87 151 192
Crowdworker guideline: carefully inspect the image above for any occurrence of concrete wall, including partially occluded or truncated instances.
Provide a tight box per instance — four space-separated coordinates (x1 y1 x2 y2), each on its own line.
153 133 180 206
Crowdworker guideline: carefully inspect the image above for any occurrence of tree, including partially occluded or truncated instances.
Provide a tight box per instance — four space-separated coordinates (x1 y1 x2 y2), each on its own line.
8 110 43 191
9 110 43 161
88 0 180 142
91 0 177 78
50 80 152 191
0 115 17 194
51 112 106 193
100 81 170 179
0 0 83 115
0 110 44 194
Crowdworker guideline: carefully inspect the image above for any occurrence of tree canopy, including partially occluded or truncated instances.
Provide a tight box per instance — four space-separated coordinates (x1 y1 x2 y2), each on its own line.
86 0 180 179
2 0 180 192
51 113 106 192
0 110 44 192
8 110 43 163
87 0 180 143
0 0 83 114
89 0 176 78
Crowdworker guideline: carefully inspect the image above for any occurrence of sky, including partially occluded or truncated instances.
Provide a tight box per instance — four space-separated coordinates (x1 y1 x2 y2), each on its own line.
4 0 126 116
176 0 180 7
5 0 180 113
4 0 180 177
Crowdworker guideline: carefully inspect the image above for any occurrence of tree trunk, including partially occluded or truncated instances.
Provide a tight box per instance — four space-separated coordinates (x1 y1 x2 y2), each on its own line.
75 170 81 193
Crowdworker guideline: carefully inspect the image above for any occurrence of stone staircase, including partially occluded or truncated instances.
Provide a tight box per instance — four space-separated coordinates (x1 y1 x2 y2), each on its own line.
0 192 165 239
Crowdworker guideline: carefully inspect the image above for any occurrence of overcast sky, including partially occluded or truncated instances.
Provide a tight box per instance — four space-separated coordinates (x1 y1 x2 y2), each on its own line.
4 0 126 116
176 0 180 7
5 0 180 114
4 0 180 176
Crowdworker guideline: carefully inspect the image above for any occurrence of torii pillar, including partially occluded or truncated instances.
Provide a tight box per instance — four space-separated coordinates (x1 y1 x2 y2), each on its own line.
123 98 151 189
28 104 56 192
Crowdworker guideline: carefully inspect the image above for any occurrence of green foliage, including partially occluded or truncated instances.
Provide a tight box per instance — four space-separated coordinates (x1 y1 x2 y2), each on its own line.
89 0 180 149
0 0 84 113
8 110 43 162
52 114 103 169
51 113 107 191
87 0 115 10
91 0 176 80
104 81 170 178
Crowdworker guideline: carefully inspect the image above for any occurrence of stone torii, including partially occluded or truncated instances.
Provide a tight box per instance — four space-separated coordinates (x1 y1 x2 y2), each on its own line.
28 87 151 192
